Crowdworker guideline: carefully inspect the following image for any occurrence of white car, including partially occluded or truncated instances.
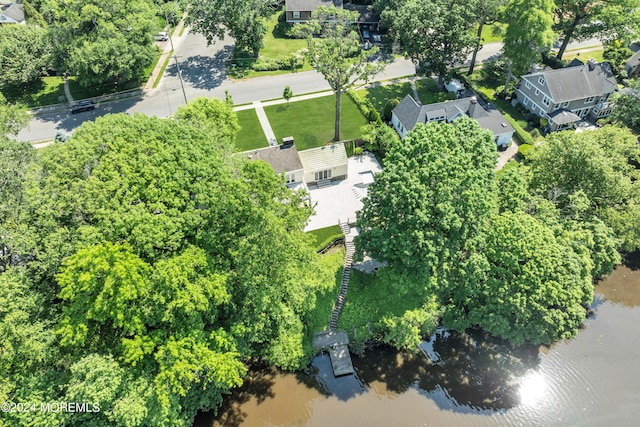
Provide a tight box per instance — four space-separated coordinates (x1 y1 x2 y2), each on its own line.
154 32 168 42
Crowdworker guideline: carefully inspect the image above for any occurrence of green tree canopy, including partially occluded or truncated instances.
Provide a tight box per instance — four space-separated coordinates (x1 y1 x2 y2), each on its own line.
528 126 640 251
186 0 271 57
294 6 386 141
384 0 477 87
0 25 51 88
500 0 555 92
0 94 30 135
462 211 594 345
609 84 640 133
356 118 497 278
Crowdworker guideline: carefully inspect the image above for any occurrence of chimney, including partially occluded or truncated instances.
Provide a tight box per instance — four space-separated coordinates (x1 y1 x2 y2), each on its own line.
588 58 597 71
468 97 478 117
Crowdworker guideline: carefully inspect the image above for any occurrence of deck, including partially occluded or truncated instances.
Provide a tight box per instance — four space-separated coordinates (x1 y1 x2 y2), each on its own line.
313 330 354 376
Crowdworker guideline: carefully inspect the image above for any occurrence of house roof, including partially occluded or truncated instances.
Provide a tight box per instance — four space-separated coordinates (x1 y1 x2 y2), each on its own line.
549 109 581 125
298 143 348 172
286 0 343 11
244 144 303 174
521 61 618 103
626 50 640 71
393 94 515 136
0 3 24 23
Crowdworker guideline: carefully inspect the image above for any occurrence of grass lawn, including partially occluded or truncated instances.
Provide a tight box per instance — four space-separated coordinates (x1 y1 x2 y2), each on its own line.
264 94 367 150
480 22 505 44
355 82 414 115
1 76 67 108
307 225 343 251
234 109 268 152
415 78 450 104
564 49 605 64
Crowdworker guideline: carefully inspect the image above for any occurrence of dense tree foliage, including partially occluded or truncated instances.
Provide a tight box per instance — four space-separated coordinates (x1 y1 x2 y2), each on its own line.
294 6 386 141
468 0 507 75
528 126 640 251
609 84 640 133
38 0 157 87
356 118 498 278
0 94 30 136
384 0 476 87
1 101 329 425
500 0 555 93
0 25 51 88
360 123 400 156
187 0 271 57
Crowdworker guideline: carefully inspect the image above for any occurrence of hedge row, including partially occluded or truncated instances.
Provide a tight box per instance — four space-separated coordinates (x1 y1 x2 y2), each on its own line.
346 90 383 125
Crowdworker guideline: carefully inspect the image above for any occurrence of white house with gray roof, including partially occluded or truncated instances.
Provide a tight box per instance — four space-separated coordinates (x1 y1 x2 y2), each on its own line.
514 59 618 131
391 94 515 147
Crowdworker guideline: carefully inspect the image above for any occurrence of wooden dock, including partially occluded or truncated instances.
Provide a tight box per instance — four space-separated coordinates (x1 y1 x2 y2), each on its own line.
313 330 354 376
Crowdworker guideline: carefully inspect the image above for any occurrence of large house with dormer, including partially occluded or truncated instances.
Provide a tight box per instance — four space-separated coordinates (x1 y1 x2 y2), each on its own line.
391 94 515 147
0 2 25 25
514 59 618 132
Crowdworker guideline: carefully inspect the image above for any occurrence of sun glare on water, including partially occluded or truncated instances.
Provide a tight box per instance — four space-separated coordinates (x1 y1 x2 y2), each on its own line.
518 371 547 406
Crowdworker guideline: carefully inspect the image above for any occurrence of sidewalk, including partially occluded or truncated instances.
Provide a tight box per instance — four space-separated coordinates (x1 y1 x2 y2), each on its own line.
144 12 189 91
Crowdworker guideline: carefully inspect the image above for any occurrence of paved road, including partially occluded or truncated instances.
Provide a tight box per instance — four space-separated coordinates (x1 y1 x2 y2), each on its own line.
16 31 602 143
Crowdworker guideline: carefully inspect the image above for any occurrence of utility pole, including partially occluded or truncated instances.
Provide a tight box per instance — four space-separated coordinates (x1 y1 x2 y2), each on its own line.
166 13 188 105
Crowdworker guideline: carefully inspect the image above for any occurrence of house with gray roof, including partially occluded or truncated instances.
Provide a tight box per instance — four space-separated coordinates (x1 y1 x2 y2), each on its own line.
285 0 343 23
514 59 618 131
625 50 640 79
244 143 305 188
391 94 515 147
0 2 25 25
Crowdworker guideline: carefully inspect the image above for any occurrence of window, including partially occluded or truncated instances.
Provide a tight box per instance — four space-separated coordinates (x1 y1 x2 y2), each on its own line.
553 104 560 110
562 101 570 108
531 103 537 112
523 97 529 105
585 96 595 103
535 88 539 96
293 11 300 18
315 170 331 181
525 81 531 89
285 173 296 184
538 76 545 85
542 97 550 106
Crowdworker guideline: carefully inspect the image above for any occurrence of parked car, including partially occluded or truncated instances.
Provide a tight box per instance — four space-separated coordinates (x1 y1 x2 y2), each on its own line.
154 31 168 41
362 29 370 40
372 34 382 46
70 100 96 114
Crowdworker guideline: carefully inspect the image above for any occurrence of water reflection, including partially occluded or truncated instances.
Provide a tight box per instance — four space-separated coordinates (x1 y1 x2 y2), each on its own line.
517 371 547 406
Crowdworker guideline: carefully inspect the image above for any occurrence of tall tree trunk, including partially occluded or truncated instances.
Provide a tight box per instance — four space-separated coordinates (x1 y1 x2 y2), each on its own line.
334 87 341 142
556 17 579 60
468 21 484 75
503 61 514 96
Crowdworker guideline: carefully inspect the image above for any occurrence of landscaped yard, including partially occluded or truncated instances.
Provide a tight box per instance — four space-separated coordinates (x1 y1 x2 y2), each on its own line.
307 224 343 252
479 22 505 44
234 109 268 152
355 82 414 115
415 78 450 104
1 76 67 108
564 49 605 64
264 95 367 150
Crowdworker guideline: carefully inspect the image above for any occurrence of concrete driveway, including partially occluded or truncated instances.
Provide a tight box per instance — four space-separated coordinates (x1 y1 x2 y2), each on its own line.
305 153 383 232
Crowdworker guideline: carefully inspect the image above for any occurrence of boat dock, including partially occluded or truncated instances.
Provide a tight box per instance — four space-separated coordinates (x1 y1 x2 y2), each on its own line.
313 330 354 376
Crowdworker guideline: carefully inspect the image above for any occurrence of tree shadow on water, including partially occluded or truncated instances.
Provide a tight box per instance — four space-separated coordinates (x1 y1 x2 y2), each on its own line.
192 363 277 427
353 328 541 414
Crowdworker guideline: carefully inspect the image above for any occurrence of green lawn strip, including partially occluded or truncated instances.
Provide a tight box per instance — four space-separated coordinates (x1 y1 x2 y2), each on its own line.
229 64 313 80
563 49 605 64
1 76 67 108
355 82 413 114
304 248 345 352
153 51 173 89
415 78 450 104
234 109 269 152
307 225 343 252
338 269 426 350
143 46 164 81
264 94 367 150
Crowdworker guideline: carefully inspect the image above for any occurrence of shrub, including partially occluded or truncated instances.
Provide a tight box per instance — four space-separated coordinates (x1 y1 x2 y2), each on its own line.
517 143 534 160
542 52 566 70
354 147 363 155
530 128 541 139
383 98 400 122
480 56 510 83
445 91 458 100
345 140 355 156
347 91 381 124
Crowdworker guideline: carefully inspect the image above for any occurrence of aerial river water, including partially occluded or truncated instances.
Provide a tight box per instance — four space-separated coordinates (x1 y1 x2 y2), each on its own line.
195 259 640 427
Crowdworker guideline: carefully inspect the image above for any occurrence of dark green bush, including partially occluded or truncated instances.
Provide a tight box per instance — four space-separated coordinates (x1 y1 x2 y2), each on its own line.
517 143 534 160
383 98 400 122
